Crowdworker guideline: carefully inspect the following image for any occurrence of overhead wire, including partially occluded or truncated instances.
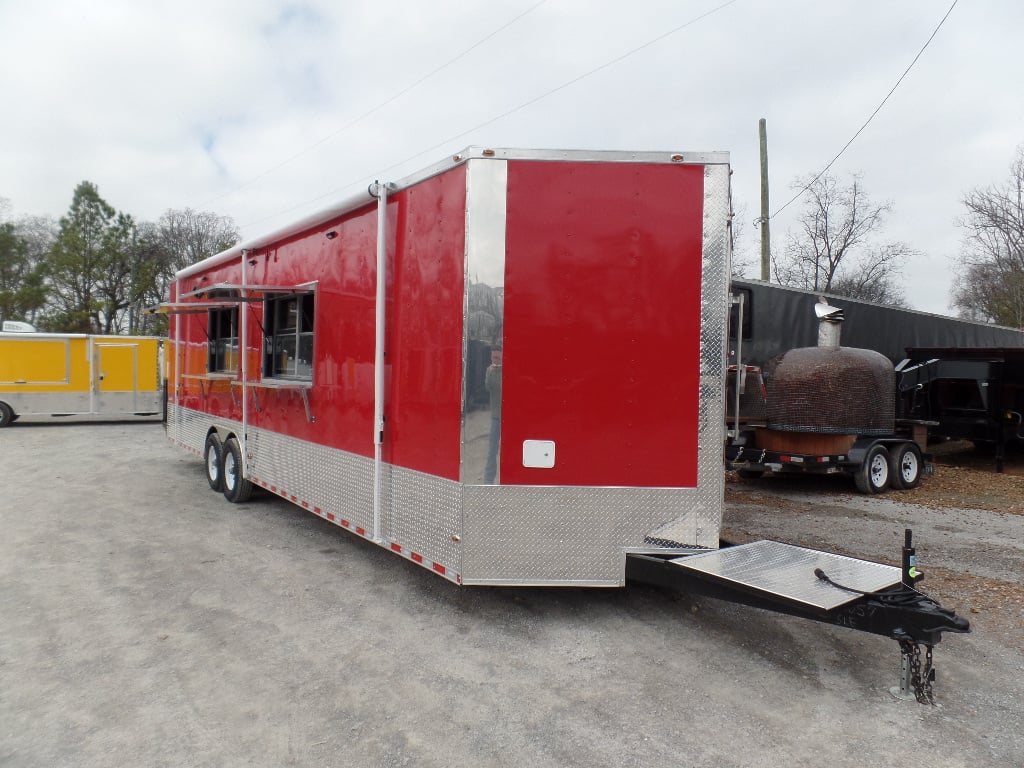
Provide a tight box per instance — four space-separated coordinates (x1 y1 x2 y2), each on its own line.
770 0 959 219
240 0 741 229
196 0 550 209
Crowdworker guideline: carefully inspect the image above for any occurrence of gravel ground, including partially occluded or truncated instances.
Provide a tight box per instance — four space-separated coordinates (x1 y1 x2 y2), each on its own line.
2 424 1022 767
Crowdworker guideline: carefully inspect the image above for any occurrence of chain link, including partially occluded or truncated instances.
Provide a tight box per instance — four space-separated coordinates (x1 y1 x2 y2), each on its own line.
900 639 935 704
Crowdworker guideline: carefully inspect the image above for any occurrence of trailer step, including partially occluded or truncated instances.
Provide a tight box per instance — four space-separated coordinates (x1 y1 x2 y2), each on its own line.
668 540 900 614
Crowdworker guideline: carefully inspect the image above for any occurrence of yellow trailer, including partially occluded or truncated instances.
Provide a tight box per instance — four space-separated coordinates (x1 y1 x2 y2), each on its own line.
0 332 163 426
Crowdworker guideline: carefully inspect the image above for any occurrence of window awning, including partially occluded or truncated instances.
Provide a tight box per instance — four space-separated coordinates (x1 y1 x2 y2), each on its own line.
144 301 240 315
177 281 317 300
146 281 318 315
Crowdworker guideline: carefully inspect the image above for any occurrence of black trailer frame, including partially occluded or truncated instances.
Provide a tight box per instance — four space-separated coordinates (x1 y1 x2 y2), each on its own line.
626 531 969 703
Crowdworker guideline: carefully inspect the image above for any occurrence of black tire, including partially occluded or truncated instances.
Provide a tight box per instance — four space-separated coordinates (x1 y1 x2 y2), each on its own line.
854 444 890 494
0 402 14 428
203 433 224 492
737 468 765 480
889 442 923 490
222 437 253 503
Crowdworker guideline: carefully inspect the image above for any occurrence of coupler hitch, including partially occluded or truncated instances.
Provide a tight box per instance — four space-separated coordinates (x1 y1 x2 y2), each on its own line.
817 528 970 703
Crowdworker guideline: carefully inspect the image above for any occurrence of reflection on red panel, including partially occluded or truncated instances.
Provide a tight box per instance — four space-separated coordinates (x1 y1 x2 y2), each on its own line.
171 168 466 479
501 161 705 488
382 167 467 480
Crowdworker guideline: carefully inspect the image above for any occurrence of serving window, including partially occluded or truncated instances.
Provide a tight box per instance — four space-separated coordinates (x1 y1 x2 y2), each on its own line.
263 292 315 380
207 299 239 374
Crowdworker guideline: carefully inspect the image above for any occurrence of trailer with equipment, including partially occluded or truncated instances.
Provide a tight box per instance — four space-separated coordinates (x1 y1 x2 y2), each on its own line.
0 331 163 426
724 299 937 493
153 147 968 702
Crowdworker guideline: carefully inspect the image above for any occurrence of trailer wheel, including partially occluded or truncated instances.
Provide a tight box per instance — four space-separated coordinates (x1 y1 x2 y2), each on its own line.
889 443 923 490
854 445 890 494
0 402 13 428
222 437 253 503
204 433 224 492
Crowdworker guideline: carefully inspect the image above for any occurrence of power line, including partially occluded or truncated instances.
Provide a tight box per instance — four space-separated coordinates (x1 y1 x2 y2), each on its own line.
197 0 549 209
240 0 741 230
771 0 959 219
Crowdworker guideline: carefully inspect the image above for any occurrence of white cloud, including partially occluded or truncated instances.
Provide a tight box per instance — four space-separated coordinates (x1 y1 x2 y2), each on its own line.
1 0 1021 315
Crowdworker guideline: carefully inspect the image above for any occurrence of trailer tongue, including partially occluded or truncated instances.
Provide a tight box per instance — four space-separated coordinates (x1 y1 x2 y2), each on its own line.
627 530 969 704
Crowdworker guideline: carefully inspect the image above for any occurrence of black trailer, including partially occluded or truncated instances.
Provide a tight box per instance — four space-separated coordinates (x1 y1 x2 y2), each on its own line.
899 347 1024 471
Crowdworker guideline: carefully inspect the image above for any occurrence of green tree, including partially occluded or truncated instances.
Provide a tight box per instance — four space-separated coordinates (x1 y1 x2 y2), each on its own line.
46 181 135 333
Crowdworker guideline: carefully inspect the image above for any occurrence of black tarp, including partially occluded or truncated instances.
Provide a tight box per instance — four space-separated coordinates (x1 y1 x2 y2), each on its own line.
731 279 1024 367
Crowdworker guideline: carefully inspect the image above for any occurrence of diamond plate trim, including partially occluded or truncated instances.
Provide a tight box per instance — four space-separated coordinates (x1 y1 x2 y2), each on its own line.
462 485 700 585
166 406 462 581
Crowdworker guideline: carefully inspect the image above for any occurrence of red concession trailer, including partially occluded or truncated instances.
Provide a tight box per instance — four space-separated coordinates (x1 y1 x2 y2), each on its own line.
161 148 730 585
156 148 967 700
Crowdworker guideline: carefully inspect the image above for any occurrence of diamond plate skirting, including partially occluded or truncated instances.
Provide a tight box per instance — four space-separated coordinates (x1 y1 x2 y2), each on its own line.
167 404 463 580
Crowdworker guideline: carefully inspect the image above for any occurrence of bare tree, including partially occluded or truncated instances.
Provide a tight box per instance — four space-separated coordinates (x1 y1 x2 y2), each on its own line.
772 173 909 307
952 147 1024 327
157 208 239 272
0 203 54 325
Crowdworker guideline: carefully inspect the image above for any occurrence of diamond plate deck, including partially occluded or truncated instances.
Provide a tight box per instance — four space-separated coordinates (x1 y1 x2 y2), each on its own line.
669 540 901 611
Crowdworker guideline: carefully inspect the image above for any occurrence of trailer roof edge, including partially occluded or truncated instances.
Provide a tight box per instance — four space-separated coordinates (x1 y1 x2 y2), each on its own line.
178 147 730 281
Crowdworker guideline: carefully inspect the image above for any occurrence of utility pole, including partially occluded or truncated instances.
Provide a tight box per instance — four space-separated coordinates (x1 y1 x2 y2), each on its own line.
759 118 771 281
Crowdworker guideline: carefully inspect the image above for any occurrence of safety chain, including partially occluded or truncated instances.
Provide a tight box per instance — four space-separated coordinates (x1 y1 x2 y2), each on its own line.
900 639 935 704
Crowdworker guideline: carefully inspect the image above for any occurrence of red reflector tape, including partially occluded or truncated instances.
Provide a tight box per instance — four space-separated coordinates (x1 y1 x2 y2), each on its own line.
411 552 424 564
356 527 365 536
391 543 402 553
432 562 446 575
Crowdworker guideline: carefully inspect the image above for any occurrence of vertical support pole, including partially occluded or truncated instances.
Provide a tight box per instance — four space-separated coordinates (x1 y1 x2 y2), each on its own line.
240 251 249 475
759 118 771 281
732 292 745 440
88 336 96 415
175 282 182 440
373 182 389 544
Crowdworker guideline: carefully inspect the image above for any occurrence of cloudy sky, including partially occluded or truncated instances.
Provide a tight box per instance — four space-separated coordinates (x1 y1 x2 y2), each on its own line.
1 0 1020 315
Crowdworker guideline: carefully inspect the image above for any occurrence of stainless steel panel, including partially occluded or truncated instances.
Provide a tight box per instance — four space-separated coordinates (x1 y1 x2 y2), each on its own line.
462 158 507 486
691 162 732 548
669 540 901 611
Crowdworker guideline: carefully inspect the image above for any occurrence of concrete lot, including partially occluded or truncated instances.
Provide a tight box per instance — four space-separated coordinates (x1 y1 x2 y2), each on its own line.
1 423 1021 767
